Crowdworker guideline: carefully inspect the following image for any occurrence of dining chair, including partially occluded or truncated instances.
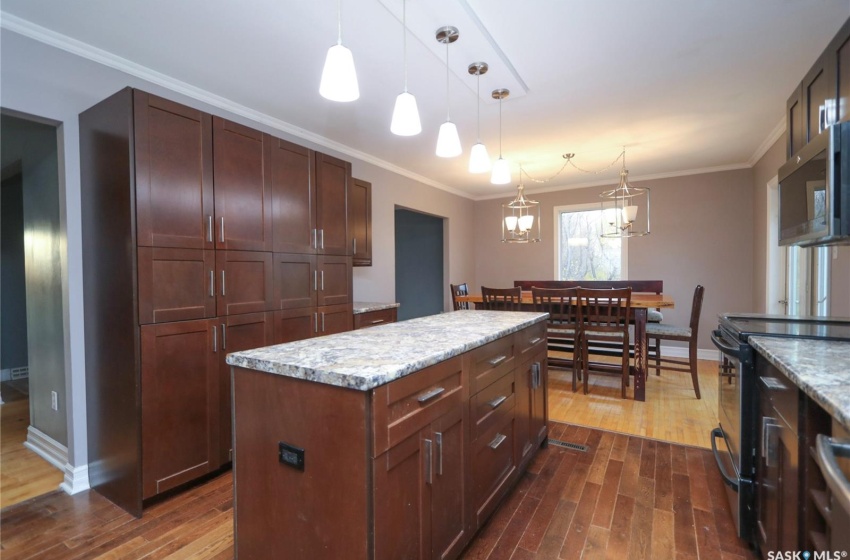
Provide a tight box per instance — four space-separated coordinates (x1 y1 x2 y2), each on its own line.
450 283 470 310
645 285 704 399
575 287 632 397
531 287 580 373
481 286 522 311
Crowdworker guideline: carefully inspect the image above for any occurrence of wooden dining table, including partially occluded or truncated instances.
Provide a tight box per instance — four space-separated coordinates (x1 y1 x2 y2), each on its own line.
455 292 675 402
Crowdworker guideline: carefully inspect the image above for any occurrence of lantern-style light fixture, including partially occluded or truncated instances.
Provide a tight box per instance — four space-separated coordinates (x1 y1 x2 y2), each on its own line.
502 168 541 243
599 149 650 238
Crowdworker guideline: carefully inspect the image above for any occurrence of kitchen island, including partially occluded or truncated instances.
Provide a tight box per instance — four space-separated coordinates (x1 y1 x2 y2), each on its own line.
226 310 549 559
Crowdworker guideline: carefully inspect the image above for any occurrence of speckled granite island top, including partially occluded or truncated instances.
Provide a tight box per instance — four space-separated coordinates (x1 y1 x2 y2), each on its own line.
749 336 850 432
352 301 400 314
226 310 547 391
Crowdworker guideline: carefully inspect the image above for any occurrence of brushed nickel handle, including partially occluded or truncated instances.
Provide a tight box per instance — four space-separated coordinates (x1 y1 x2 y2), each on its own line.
417 387 445 403
320 270 324 291
314 270 318 291
209 270 214 297
532 362 541 389
529 337 543 345
221 270 226 296
488 355 507 366
312 228 317 249
488 395 507 409
424 439 433 485
207 215 213 243
219 217 225 243
212 325 218 353
760 376 786 391
489 433 507 450
370 319 385 325
319 229 324 249
314 312 318 333
322 312 326 332
816 435 850 518
353 237 357 255
435 432 443 476
221 323 226 350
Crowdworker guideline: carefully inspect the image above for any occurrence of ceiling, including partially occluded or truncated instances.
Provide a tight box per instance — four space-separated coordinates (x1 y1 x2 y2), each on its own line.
2 0 848 198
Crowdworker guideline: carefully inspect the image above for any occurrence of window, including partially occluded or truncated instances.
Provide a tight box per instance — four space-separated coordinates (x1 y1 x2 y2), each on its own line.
554 203 626 280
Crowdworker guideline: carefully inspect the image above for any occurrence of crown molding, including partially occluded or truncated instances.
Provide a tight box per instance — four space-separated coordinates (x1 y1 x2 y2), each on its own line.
748 118 785 166
0 12 473 200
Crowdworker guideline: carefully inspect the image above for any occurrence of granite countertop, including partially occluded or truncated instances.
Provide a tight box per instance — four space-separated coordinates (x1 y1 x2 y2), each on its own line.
749 336 850 432
226 310 547 391
352 301 400 314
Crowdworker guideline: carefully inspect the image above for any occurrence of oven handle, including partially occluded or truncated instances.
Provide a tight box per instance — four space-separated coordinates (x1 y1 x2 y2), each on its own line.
711 330 742 361
711 428 740 491
815 435 850 517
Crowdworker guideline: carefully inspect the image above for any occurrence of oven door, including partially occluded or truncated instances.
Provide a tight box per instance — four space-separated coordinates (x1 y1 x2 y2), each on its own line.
711 329 755 543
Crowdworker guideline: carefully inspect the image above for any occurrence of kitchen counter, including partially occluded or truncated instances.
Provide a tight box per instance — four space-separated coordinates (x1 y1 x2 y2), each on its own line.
750 336 850 432
352 301 400 314
226 310 547 391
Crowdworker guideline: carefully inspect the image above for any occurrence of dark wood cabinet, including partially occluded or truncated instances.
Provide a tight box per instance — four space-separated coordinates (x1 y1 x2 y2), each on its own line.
140 319 219 499
216 250 274 316
787 85 804 158
137 247 216 324
316 255 351 307
515 348 548 468
350 178 372 266
272 252 352 331
270 138 315 254
803 53 835 144
317 303 354 336
354 307 398 330
838 22 850 123
315 152 350 256
212 117 273 252
273 308 316 343
273 252 315 310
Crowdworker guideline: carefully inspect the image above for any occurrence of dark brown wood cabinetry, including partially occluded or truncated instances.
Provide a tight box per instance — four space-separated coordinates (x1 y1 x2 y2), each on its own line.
354 307 398 329
81 87 354 515
350 178 372 266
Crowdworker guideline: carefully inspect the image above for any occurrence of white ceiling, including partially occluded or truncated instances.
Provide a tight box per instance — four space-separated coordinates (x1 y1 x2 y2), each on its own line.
2 0 848 198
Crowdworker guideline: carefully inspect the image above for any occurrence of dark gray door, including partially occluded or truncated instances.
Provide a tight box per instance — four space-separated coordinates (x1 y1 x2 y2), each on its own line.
395 209 444 321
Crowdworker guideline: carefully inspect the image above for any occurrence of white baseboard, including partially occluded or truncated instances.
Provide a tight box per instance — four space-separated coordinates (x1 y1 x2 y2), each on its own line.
60 463 90 495
656 346 718 361
24 426 67 471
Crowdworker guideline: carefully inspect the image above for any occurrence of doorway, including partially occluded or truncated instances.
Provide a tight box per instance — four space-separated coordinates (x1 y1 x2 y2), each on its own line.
1 113 66 508
394 208 445 321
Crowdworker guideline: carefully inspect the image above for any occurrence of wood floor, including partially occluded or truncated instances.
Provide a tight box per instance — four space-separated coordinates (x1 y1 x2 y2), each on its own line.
548 358 720 449
0 383 64 509
0 422 754 560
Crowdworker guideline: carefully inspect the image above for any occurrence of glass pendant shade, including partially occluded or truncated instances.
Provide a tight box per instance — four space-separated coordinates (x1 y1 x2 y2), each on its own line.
436 121 462 158
491 157 511 184
391 92 421 136
468 142 491 173
319 44 359 102
501 183 541 243
600 167 651 238
504 215 518 231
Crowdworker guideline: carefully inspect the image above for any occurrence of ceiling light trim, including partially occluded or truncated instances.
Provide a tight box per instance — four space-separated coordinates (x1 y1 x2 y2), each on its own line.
0 12 474 200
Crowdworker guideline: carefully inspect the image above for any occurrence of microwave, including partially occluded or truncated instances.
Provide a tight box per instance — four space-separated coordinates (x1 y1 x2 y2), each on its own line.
778 121 850 246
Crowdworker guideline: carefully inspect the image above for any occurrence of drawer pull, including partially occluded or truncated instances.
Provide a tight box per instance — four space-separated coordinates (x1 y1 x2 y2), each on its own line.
424 438 433 485
488 355 508 366
488 395 507 409
529 337 543 345
489 433 507 450
435 432 443 476
370 319 386 325
760 376 786 391
417 387 445 404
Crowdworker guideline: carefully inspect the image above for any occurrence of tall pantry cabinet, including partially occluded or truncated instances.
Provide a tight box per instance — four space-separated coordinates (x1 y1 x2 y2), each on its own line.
81 88 353 516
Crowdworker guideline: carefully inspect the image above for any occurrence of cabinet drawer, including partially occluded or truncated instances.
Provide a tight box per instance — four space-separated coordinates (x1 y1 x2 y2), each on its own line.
757 359 799 435
516 322 546 359
471 368 515 441
372 356 463 456
472 411 516 525
354 307 397 330
469 336 515 394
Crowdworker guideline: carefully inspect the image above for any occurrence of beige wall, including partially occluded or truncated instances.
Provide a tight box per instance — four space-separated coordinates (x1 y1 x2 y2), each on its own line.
751 136 786 313
472 169 757 350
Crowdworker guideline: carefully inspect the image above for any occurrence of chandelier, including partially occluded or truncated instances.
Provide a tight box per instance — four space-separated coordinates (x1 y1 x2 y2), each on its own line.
501 167 541 243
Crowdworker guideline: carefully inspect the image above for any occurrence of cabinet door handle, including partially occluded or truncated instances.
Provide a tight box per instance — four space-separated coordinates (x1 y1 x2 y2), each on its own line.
370 319 385 325
312 228 317 249
424 439 433 485
532 362 541 389
529 337 542 345
313 270 318 292
353 237 357 255
314 312 318 333
435 432 443 476
488 395 507 409
221 270 226 296
209 270 214 297
488 355 507 366
762 417 779 468
417 387 445 403
320 270 324 291
207 215 213 243
212 325 218 353
760 376 786 391
489 433 507 450
319 229 324 249
321 312 326 332
221 323 226 350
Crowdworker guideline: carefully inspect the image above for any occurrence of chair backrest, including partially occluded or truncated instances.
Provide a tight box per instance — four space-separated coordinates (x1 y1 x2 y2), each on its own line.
481 286 522 311
450 283 470 310
531 287 579 329
515 279 662 295
577 287 632 333
689 285 705 336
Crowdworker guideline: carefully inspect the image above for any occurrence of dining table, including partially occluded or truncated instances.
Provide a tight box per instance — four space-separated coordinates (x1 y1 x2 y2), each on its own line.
455 292 675 401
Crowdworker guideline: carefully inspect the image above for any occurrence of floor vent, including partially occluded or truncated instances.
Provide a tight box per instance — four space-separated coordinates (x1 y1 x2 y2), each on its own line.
548 439 589 452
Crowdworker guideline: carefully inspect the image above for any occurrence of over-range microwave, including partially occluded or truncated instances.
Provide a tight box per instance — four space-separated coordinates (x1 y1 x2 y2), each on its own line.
779 121 850 246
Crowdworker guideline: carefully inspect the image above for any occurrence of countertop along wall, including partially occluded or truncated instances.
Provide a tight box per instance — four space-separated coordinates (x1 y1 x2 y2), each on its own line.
472 168 757 352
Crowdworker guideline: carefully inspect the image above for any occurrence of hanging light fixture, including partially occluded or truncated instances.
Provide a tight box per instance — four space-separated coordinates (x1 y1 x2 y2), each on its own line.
490 88 511 184
467 62 490 173
319 0 359 102
390 0 421 135
599 148 651 238
435 26 462 158
502 166 541 243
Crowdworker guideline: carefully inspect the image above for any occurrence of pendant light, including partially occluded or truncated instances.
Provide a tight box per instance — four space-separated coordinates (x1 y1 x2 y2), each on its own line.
435 26 462 158
502 168 541 243
319 0 359 102
490 88 511 184
467 62 491 173
599 148 651 238
390 0 421 135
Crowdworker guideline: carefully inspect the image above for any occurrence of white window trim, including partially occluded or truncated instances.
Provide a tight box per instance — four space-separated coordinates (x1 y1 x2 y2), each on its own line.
553 203 629 280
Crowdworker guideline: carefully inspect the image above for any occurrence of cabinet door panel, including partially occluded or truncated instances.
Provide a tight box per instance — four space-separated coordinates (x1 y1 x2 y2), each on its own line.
271 138 315 254
787 86 804 157
350 178 371 266
317 255 352 307
273 252 315 310
315 153 350 255
134 91 213 249
430 407 467 560
213 118 273 251
273 308 316 344
838 32 850 123
141 319 218 498
530 351 548 449
138 247 215 324
217 250 274 315
218 312 272 467
317 304 353 336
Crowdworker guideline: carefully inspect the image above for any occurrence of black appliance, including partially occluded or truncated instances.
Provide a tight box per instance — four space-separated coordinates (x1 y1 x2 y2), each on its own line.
710 313 850 544
778 121 850 246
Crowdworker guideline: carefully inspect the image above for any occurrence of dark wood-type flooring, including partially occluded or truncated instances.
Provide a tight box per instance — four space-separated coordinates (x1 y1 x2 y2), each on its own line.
0 422 755 559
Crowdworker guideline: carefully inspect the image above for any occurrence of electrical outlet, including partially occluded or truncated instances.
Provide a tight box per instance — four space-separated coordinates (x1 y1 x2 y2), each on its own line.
51 391 58 411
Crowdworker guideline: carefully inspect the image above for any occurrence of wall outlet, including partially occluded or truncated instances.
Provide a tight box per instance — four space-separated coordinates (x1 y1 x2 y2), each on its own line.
51 391 58 411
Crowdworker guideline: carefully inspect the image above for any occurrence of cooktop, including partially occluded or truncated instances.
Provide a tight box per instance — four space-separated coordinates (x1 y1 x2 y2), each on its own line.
720 313 850 342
